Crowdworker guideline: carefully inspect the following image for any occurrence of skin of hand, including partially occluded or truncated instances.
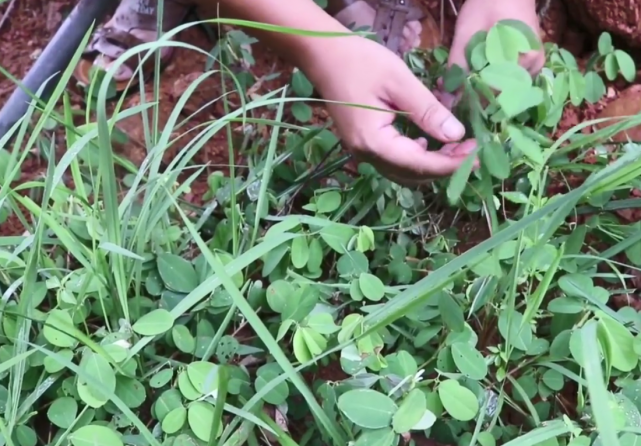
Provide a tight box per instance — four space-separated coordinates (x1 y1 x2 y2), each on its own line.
211 0 478 185
439 0 545 109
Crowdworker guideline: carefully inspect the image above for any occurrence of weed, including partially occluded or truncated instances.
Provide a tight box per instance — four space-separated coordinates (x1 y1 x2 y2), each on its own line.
2 15 641 446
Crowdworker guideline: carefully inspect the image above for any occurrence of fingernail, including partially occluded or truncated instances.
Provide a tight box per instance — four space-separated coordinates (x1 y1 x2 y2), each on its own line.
442 117 465 140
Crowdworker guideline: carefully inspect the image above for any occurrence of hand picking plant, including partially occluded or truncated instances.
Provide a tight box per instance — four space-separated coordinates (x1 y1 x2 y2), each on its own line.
424 21 638 228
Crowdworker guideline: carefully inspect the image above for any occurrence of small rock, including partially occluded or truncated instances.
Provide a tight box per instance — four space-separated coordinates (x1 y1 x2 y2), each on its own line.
595 85 641 142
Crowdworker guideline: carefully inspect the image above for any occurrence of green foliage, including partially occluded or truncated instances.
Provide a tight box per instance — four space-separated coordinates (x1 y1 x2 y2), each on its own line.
3 15 641 446
437 22 637 209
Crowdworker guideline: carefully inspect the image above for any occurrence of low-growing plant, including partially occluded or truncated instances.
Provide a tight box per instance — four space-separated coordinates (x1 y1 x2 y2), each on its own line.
3 14 641 446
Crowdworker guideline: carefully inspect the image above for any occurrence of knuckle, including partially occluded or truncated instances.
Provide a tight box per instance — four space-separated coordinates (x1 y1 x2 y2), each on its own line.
419 101 446 127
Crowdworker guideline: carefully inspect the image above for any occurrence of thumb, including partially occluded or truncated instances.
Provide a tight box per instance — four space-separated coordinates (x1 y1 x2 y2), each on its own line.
385 67 466 143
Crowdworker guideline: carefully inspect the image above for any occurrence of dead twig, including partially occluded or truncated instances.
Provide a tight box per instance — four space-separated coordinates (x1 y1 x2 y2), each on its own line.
0 0 18 33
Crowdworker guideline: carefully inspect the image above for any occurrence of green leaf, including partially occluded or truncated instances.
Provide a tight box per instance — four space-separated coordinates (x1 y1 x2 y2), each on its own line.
411 409 437 430
605 53 619 80
291 69 314 97
150 369 174 388
552 71 570 105
70 425 124 446
621 379 641 413
485 23 531 64
15 425 36 446
307 237 323 272
451 342 488 380
507 125 544 166
172 325 196 353
337 389 398 429
620 433 641 446
301 326 327 356
354 428 396 446
306 313 339 334
478 432 497 446
266 280 293 313
465 31 488 66
162 406 187 434
569 70 585 106
481 141 510 180
215 335 239 363
157 253 199 293
359 273 386 301
439 294 465 332
48 397 78 429
558 273 593 298
132 309 174 336
447 149 477 204
598 313 638 372
470 43 489 71
293 327 312 363
498 86 544 118
443 64 466 93
77 352 116 408
282 286 318 322
498 311 532 351
188 402 219 442
584 71 606 104
255 369 290 405
319 224 355 254
392 389 426 433
581 321 621 446
115 377 146 409
316 191 342 214
542 369 564 391
598 32 613 55
262 241 289 277
292 102 313 123
437 379 479 421
43 309 77 348
615 50 636 82
479 63 532 91
186 361 218 395
499 19 542 50
290 235 310 269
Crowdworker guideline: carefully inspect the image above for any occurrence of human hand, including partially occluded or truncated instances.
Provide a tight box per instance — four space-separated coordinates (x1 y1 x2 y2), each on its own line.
440 0 545 109
304 37 477 185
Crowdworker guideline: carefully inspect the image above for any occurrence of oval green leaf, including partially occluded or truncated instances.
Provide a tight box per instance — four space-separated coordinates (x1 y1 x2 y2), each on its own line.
451 342 488 380
70 425 124 446
392 389 426 433
337 389 398 429
157 252 199 293
132 309 174 336
438 379 479 421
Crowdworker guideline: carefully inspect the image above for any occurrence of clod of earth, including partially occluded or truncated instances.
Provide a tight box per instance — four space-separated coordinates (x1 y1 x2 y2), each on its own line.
565 0 641 48
538 0 568 44
595 84 641 141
